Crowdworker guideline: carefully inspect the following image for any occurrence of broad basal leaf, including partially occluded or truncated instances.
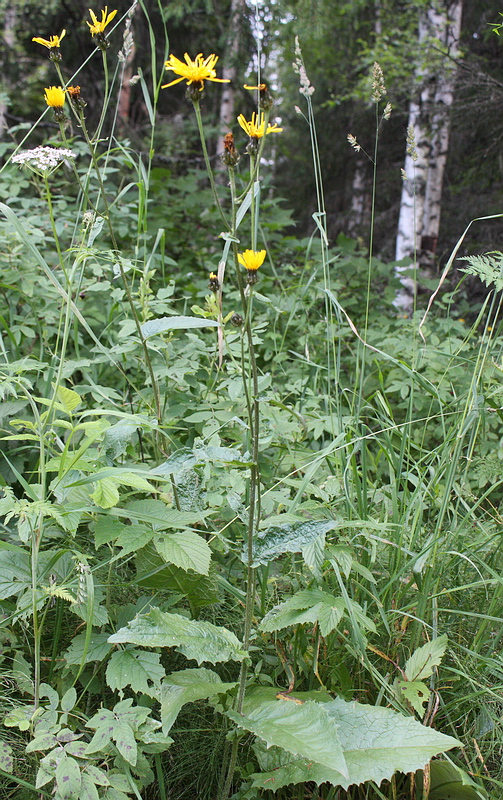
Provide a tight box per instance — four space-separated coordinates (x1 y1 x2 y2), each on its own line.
154 532 211 575
250 697 460 792
250 520 338 566
106 649 165 697
226 699 348 777
160 668 237 733
404 634 448 682
108 608 247 664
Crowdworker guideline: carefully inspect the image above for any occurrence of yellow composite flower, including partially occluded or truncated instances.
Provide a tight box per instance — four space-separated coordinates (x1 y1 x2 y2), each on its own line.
87 7 117 35
237 249 267 271
44 86 66 108
32 30 66 49
162 53 230 90
237 112 282 139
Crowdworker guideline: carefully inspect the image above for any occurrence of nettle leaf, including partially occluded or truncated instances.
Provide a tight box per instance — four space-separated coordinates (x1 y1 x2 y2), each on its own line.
153 532 211 575
250 697 460 792
63 632 113 665
140 315 219 337
90 478 120 509
227 699 348 777
106 649 165 697
0 549 31 599
397 680 430 715
404 635 448 682
260 589 346 636
250 520 338 566
160 668 237 734
108 608 247 664
55 385 81 414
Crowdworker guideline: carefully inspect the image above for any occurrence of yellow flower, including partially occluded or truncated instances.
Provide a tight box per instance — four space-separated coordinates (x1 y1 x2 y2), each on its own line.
44 86 66 108
32 30 66 49
87 7 117 35
237 112 282 139
237 249 266 271
162 53 230 90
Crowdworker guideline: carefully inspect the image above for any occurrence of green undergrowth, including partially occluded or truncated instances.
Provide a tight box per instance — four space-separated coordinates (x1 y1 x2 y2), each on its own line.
0 7 502 800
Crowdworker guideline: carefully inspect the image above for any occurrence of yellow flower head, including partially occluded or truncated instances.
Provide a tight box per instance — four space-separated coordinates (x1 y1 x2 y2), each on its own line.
162 53 230 90
87 7 117 35
237 112 282 139
33 30 66 49
44 86 66 108
237 249 266 271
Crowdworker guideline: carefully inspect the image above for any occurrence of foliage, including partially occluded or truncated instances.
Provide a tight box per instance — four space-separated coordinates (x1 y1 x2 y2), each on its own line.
0 4 501 800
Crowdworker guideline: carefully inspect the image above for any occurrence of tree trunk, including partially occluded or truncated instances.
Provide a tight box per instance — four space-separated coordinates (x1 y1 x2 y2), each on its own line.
395 0 463 311
0 5 17 139
215 0 247 157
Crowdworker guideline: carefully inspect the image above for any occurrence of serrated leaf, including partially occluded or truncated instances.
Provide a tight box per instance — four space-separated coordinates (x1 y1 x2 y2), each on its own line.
118 499 206 530
55 754 81 799
106 649 165 697
397 680 430 715
160 668 237 733
154 532 211 575
63 632 113 665
113 721 137 765
227 699 347 776
251 520 338 566
108 608 247 664
250 697 460 792
134 549 219 608
94 519 128 548
91 478 120 509
404 635 448 681
260 589 346 636
83 764 110 786
0 549 31 599
56 385 81 414
140 316 219 337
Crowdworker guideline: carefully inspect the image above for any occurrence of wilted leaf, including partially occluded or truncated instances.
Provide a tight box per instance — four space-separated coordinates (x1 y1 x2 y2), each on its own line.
160 668 237 733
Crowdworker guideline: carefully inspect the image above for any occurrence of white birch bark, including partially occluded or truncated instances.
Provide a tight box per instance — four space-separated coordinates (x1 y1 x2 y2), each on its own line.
395 0 463 311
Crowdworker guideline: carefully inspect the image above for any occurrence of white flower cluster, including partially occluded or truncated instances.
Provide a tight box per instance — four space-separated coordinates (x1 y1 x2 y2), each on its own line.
12 146 76 171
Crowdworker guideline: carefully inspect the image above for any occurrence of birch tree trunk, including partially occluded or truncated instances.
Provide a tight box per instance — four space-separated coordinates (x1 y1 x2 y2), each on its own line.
395 0 463 311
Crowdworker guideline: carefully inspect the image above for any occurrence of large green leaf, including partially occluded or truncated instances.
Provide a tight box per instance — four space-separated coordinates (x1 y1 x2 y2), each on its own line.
160 668 237 733
250 697 461 791
260 589 346 636
250 520 338 566
134 547 219 608
154 532 211 575
108 608 247 664
106 649 165 697
114 499 206 530
227 699 348 777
